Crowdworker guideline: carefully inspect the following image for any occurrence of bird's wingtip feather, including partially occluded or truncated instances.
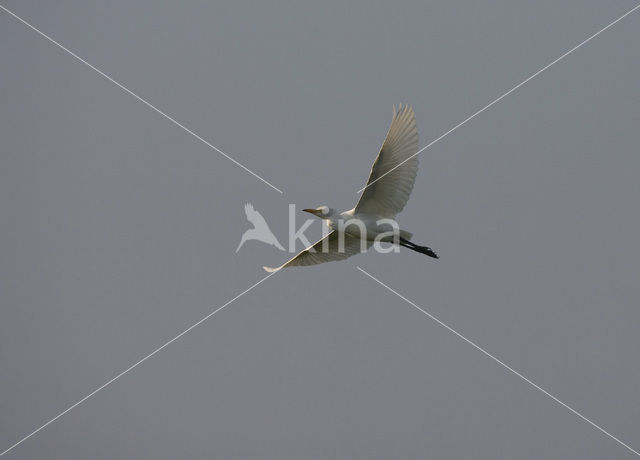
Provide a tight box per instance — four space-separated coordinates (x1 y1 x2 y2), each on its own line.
263 266 280 273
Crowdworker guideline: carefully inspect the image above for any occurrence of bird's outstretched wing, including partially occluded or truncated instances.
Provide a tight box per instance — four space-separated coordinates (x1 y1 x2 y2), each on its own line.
354 104 419 218
263 231 370 272
244 203 269 228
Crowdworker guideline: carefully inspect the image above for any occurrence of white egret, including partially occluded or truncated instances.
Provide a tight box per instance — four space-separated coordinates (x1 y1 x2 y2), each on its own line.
263 104 438 272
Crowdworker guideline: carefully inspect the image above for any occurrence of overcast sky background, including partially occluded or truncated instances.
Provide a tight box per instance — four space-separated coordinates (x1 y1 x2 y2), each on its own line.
1 1 639 458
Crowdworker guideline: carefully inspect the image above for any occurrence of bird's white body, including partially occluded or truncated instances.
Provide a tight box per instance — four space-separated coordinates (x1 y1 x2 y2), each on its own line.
326 208 411 242
263 104 436 272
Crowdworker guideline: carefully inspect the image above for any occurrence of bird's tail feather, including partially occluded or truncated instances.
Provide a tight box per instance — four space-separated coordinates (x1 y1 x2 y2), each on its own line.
399 230 413 240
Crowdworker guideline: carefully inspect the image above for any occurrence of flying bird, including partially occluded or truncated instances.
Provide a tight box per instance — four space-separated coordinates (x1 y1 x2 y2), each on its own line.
237 203 285 252
264 104 438 272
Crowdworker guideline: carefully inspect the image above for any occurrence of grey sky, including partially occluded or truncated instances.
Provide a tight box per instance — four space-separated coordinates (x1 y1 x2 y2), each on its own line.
1 1 639 459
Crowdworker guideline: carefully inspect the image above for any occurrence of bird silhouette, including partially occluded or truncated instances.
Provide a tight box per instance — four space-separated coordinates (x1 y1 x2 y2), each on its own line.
236 203 285 252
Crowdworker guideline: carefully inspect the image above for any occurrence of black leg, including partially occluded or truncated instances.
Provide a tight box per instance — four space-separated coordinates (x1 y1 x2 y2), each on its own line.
399 237 439 259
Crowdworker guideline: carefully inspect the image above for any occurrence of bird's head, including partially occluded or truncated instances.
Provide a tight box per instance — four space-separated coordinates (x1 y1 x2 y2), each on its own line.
303 206 333 219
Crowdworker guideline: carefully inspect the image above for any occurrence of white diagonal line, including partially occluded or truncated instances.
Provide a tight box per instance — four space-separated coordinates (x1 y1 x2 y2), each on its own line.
357 3 640 194
0 4 284 195
0 271 277 457
356 266 640 458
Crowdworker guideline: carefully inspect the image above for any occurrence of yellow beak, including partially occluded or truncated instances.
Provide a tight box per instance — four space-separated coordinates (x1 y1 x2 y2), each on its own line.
303 208 319 215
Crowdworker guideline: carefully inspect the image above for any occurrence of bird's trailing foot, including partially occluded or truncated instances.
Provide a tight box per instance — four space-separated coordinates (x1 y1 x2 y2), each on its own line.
410 244 439 259
399 237 439 259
